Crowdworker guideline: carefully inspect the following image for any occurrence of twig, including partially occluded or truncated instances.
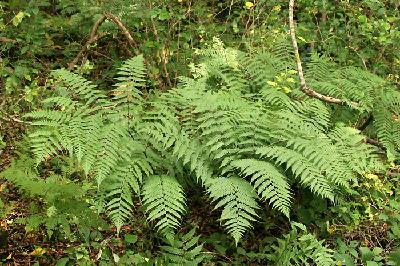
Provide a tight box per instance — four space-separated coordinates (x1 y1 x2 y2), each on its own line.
68 13 139 70
364 137 385 150
148 0 172 88
0 116 32 125
104 12 137 47
68 15 108 70
356 113 373 131
288 0 358 106
91 50 115 61
0 37 16 43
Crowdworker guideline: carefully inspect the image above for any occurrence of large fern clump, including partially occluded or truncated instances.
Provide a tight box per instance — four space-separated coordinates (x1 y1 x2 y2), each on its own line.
22 38 393 244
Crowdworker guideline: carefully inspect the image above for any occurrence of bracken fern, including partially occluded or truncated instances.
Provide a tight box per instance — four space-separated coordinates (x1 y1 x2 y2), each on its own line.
22 38 394 244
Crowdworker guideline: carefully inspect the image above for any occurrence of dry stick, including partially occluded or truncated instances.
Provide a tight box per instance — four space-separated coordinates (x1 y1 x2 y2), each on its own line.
67 12 160 88
0 116 32 125
0 37 17 43
68 13 139 70
288 0 358 106
148 0 172 88
104 12 137 47
364 137 385 150
68 15 108 70
356 113 373 131
288 1 386 148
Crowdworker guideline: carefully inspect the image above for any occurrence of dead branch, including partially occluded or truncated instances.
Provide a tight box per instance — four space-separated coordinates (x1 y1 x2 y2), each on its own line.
364 137 385 150
0 37 17 43
0 115 32 125
68 15 108 70
104 12 137 47
356 113 373 131
288 0 358 106
68 13 139 70
147 0 172 88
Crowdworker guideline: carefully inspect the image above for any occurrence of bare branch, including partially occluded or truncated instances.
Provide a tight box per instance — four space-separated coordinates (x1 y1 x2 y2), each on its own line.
68 13 140 70
147 0 172 88
0 37 17 43
68 15 108 70
356 113 373 131
288 0 358 106
364 137 385 150
0 116 32 125
104 13 137 47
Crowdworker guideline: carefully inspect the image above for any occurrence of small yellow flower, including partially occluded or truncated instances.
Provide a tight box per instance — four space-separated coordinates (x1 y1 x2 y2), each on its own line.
286 77 295 83
282 87 292 94
298 36 307 42
245 2 254 9
272 5 281 12
267 81 277 87
30 247 46 256
366 173 378 180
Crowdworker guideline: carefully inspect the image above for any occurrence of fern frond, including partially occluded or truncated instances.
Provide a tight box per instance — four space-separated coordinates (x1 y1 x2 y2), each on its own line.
232 159 291 217
52 69 106 105
94 123 131 185
142 175 186 233
106 162 137 233
256 146 335 201
269 222 334 266
112 54 146 108
207 177 259 244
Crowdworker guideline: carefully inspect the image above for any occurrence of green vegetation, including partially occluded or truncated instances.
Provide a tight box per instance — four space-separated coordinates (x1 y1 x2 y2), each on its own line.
0 0 400 265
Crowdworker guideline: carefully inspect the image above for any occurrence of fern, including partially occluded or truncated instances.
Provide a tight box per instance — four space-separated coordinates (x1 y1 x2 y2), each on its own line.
112 54 146 110
105 161 142 233
256 146 335 201
207 177 259 244
0 155 107 238
160 228 211 265
231 159 291 217
268 222 334 266
142 175 186 233
20 40 395 244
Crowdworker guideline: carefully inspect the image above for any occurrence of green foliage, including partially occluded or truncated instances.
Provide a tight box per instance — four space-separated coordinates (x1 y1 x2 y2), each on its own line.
160 228 211 265
305 54 400 161
267 222 334 266
0 154 107 240
208 177 259 244
22 39 389 245
1 0 400 264
142 175 185 234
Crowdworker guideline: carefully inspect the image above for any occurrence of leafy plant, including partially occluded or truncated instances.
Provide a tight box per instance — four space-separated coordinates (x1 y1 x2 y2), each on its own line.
267 222 334 266
20 36 391 245
0 154 107 240
160 228 211 265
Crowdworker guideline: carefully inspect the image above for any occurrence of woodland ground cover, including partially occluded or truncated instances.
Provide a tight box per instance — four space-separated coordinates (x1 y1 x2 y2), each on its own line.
0 0 400 265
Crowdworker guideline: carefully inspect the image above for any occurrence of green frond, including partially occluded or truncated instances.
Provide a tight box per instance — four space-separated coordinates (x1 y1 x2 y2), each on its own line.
105 162 138 233
256 146 335 201
374 88 400 160
94 123 131 185
160 228 210 265
231 159 291 217
112 54 146 108
269 222 334 266
23 44 398 244
268 36 295 64
207 177 259 244
51 69 107 105
142 175 186 233
285 137 352 187
329 126 383 173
